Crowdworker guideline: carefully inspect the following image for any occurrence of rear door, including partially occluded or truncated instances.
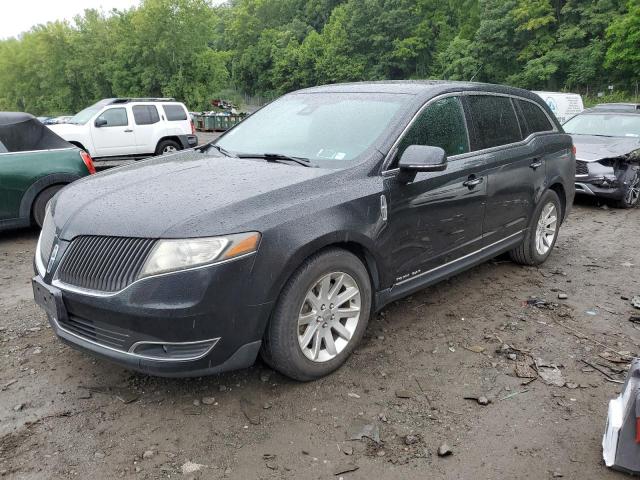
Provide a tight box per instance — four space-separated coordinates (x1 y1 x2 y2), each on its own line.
90 107 137 157
380 95 489 283
131 104 161 155
464 94 546 244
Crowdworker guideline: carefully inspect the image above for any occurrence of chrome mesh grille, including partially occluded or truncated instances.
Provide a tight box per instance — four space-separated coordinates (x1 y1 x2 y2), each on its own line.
576 160 589 175
39 213 56 266
57 236 156 292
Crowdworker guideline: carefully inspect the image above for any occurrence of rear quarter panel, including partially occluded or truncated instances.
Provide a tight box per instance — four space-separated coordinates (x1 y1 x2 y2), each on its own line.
0 148 88 222
543 132 575 220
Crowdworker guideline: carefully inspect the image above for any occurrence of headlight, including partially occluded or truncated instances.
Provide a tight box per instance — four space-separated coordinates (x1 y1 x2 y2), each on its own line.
139 232 260 278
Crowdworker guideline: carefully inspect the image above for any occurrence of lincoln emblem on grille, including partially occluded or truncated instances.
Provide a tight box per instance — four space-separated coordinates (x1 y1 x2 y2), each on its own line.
46 240 59 274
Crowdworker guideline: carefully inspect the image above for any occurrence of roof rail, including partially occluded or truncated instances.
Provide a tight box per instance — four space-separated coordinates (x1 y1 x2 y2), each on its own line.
109 98 176 104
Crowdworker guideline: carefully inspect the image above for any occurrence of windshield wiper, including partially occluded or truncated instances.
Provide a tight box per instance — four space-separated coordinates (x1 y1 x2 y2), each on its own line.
206 144 238 157
237 152 315 167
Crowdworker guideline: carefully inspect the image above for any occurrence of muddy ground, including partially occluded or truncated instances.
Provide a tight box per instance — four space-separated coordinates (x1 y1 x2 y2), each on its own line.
1 198 639 480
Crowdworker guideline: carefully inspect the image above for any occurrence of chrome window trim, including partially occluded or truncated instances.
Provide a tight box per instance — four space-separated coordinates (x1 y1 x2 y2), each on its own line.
381 91 559 175
51 250 256 298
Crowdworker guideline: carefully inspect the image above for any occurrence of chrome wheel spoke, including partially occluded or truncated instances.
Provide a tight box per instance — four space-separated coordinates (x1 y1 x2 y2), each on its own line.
335 287 358 307
311 330 321 360
299 322 319 348
298 311 316 326
324 331 337 356
332 321 352 341
336 306 360 319
328 274 345 300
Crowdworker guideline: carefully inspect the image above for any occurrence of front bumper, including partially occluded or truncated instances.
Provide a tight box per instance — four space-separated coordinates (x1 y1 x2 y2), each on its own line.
33 255 272 377
575 161 624 200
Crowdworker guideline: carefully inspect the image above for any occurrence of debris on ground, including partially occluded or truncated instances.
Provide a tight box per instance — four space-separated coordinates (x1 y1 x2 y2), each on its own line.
333 462 359 475
631 296 640 310
437 443 452 457
181 461 204 474
240 398 261 425
404 434 420 445
395 389 413 399
463 345 486 353
558 293 568 300
515 358 538 380
202 396 215 405
463 395 491 406
629 316 640 324
349 422 381 444
535 359 566 387
82 386 140 404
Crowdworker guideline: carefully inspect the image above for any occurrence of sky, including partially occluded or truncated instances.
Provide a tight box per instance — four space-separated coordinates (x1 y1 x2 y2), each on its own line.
0 0 141 39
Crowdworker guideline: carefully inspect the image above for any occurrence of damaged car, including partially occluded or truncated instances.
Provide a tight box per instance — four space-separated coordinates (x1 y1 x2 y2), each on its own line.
563 103 640 208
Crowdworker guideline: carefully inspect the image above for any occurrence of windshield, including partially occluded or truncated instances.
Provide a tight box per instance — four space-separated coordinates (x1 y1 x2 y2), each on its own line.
215 92 409 167
563 113 640 138
68 99 113 125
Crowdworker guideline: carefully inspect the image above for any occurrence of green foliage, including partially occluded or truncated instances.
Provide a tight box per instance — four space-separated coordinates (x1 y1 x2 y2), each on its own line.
0 0 637 115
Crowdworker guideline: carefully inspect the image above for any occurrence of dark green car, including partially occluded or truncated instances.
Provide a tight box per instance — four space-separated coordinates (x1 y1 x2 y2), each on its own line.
0 113 95 231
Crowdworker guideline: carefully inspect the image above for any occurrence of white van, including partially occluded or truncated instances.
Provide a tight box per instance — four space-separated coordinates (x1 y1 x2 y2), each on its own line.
533 91 584 125
48 98 197 159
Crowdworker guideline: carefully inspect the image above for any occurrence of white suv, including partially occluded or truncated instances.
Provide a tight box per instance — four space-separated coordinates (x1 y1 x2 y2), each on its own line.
48 98 198 159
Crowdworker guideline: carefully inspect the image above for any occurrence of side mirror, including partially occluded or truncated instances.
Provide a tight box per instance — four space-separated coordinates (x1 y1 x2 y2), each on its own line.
397 145 447 183
94 118 107 127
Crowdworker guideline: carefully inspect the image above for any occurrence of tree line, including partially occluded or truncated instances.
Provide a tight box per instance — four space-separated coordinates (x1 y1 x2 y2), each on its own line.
0 0 638 115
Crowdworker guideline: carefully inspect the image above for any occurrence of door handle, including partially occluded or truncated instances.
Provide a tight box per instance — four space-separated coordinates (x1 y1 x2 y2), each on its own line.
124 129 133 133
463 176 483 188
529 159 543 169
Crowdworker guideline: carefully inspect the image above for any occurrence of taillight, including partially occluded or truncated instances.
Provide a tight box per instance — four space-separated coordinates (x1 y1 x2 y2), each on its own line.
636 417 640 444
572 145 576 156
191 120 196 135
80 150 96 175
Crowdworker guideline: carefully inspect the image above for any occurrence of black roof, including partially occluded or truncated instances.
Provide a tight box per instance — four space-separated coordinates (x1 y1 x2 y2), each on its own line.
296 80 543 103
0 112 36 126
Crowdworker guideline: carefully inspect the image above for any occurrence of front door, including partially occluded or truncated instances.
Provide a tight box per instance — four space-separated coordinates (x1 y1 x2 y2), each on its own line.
378 96 488 284
90 107 137 157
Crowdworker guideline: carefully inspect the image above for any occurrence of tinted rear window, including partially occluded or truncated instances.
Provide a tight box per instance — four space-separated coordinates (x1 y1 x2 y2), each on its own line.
516 99 554 136
163 105 188 121
467 95 521 150
133 105 160 125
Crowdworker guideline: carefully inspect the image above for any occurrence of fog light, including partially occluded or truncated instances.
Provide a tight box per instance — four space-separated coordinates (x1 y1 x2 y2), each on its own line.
129 338 219 361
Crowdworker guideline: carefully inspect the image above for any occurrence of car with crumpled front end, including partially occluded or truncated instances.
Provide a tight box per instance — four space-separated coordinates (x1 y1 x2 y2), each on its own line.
563 103 640 208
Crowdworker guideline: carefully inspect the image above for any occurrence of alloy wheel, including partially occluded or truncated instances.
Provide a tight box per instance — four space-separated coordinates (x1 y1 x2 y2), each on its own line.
624 171 640 206
162 145 177 154
535 202 558 256
297 271 361 362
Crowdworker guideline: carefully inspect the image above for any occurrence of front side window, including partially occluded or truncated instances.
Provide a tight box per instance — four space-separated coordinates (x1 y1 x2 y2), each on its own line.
133 105 160 125
516 99 554 137
467 95 521 150
163 105 188 121
563 113 640 138
96 108 128 127
216 92 409 168
393 96 469 166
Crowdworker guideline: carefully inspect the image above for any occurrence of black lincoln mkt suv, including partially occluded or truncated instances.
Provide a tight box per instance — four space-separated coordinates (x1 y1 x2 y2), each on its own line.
33 81 574 381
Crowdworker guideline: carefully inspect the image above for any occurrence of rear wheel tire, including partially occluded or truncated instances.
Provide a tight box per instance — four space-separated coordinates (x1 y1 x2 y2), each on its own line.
261 248 372 381
32 185 64 228
509 189 561 266
155 139 181 156
615 167 640 209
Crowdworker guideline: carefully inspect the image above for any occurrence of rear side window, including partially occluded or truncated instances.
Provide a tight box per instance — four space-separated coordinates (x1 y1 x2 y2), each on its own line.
515 99 554 137
96 108 128 127
0 140 7 153
467 95 521 150
395 96 469 163
133 105 160 125
163 105 188 121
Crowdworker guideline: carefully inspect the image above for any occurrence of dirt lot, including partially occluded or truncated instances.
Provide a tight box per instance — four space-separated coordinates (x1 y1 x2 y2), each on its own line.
1 198 639 480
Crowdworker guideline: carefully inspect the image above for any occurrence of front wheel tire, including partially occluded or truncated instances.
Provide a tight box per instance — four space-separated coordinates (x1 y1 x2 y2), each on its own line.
509 189 561 266
261 248 372 381
615 166 640 209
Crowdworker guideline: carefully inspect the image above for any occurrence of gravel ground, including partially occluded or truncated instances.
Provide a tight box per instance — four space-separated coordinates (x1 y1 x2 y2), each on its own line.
1 197 639 479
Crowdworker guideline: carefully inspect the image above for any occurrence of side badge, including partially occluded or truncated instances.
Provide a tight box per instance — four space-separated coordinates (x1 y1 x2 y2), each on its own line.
46 241 59 274
380 194 388 222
